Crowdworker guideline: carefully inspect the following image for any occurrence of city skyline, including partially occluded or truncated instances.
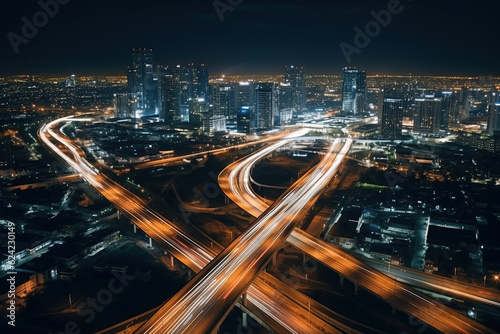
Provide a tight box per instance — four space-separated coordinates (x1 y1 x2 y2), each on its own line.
1 0 500 76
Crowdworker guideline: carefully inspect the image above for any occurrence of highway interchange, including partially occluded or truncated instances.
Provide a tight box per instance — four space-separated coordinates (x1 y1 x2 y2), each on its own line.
40 117 363 334
218 132 499 334
39 116 499 334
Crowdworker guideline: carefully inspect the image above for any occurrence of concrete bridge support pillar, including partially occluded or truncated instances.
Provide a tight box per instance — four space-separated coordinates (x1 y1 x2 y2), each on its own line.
242 311 248 329
149 237 153 248
133 223 137 234
354 284 359 295
339 274 344 288
241 292 249 328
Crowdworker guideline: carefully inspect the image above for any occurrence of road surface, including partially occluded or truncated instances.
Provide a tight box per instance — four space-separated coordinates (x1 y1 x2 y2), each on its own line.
134 138 352 334
220 135 498 334
39 117 356 334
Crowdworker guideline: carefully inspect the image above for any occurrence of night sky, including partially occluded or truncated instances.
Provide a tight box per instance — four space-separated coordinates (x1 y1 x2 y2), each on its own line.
1 0 499 76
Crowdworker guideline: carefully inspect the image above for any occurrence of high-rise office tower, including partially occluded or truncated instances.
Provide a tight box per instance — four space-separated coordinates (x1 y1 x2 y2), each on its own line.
237 106 252 134
278 83 293 110
414 96 442 135
197 64 210 101
211 83 235 119
170 65 192 113
160 63 209 123
277 83 293 126
235 82 255 112
379 93 404 140
459 86 470 119
254 83 275 129
488 90 500 136
447 87 470 130
114 93 138 118
158 67 181 125
169 63 209 104
439 91 454 131
127 48 156 113
342 67 367 114
189 98 210 128
284 66 306 111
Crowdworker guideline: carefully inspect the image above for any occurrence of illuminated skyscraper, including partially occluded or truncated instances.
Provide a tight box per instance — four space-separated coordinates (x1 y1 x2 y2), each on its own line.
254 83 276 129
158 67 181 125
458 86 470 119
342 67 366 114
127 48 156 113
379 93 404 140
168 63 210 105
237 106 252 134
446 87 470 130
488 90 500 136
189 98 210 128
197 64 210 101
438 91 453 131
211 82 235 119
284 66 306 111
157 63 209 124
114 93 138 118
278 83 293 110
414 96 442 135
235 82 255 113
170 65 193 119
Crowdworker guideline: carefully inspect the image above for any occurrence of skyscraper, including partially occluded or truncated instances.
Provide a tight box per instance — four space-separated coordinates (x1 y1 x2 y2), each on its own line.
235 82 255 113
158 67 181 125
342 67 367 114
168 63 209 105
157 63 210 124
197 64 210 101
211 82 235 119
114 93 137 118
237 106 252 134
488 90 500 136
254 83 275 129
170 65 193 118
447 87 470 130
278 83 293 110
439 91 454 131
379 93 404 140
127 48 156 113
189 98 210 128
284 66 306 112
458 86 471 119
414 96 442 135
